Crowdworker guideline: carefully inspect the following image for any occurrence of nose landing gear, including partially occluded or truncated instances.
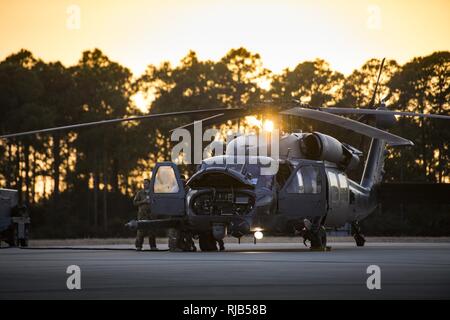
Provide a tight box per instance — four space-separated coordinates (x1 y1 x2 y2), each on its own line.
168 228 197 252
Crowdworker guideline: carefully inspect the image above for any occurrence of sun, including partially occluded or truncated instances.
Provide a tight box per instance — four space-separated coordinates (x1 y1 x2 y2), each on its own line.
245 116 262 128
244 116 274 132
131 92 148 112
263 120 274 133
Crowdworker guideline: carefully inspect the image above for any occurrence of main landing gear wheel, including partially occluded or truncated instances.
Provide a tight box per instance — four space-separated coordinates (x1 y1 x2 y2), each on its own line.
301 224 329 251
352 221 366 247
169 229 196 252
19 238 29 247
354 234 366 247
199 232 218 252
309 226 327 251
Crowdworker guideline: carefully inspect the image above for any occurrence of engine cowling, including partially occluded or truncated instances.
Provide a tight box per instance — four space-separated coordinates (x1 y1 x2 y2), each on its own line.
300 132 360 170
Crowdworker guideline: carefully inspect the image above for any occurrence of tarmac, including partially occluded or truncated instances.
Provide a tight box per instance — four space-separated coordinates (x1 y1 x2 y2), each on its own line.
1 241 450 299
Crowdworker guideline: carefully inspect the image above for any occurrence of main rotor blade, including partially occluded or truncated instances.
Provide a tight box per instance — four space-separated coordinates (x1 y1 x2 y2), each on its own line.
320 107 450 120
168 103 288 132
0 108 243 139
170 113 231 132
170 109 246 132
281 107 414 146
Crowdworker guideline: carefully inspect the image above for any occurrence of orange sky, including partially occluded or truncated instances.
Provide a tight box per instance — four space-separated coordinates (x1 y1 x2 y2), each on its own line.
1 0 449 76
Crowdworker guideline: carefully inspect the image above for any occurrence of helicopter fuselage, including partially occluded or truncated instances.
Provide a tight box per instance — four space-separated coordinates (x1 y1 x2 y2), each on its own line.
127 131 385 250
137 154 376 241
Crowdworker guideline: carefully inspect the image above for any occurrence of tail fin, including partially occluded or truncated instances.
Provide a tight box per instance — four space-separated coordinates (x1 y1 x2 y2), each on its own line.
360 138 387 189
360 101 397 189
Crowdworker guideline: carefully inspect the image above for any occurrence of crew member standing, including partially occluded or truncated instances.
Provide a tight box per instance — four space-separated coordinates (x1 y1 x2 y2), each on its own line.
133 179 157 251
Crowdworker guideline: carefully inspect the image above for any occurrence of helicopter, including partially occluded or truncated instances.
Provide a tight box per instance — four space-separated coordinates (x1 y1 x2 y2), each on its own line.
1 60 449 251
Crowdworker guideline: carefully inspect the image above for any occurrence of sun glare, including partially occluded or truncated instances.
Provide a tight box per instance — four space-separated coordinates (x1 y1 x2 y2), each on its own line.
245 116 262 128
244 116 274 132
131 92 148 112
263 120 274 132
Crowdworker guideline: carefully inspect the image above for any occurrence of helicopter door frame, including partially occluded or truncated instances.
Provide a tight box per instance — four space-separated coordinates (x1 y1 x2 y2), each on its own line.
324 169 349 226
277 161 327 219
149 162 186 217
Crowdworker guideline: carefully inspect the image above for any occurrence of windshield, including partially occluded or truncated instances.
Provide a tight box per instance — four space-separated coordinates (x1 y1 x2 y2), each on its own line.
200 162 274 189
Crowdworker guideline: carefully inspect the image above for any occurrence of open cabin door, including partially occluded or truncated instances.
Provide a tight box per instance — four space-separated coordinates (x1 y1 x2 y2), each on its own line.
323 169 350 227
278 163 327 219
149 162 186 217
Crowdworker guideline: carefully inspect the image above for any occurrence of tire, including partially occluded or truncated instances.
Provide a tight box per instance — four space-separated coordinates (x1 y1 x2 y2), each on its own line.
199 232 218 252
354 234 365 247
169 229 196 252
19 239 28 247
178 231 195 252
310 226 327 249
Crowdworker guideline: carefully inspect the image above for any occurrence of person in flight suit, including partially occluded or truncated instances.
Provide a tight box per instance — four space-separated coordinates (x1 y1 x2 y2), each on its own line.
133 179 157 251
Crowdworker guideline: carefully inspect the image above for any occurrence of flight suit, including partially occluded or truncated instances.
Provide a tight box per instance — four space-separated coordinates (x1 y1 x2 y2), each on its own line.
133 189 157 250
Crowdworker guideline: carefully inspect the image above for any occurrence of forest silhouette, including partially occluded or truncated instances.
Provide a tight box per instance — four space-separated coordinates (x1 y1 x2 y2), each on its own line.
0 48 448 237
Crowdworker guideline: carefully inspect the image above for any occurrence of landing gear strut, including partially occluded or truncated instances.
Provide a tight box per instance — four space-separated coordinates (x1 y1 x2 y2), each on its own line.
168 229 197 252
301 219 328 251
308 226 327 251
352 221 366 247
199 232 219 251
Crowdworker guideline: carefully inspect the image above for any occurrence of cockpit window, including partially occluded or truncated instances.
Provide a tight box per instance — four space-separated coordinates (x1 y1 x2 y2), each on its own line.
286 165 322 194
286 170 304 193
200 162 274 189
302 166 322 194
153 166 180 193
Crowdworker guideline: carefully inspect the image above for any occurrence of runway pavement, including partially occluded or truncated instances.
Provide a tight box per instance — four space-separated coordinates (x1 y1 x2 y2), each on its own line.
1 242 450 299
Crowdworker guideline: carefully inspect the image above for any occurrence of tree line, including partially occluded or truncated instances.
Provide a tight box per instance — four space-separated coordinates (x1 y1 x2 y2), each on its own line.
0 48 448 237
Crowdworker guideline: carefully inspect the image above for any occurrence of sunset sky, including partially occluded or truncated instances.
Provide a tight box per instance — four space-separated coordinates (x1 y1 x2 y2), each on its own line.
1 0 449 76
